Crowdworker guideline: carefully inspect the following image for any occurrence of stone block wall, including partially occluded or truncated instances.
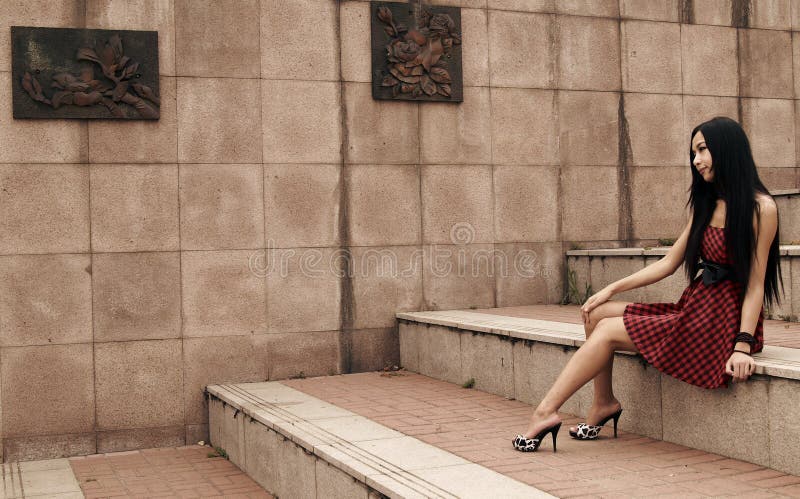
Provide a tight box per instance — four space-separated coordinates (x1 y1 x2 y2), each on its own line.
0 0 799 460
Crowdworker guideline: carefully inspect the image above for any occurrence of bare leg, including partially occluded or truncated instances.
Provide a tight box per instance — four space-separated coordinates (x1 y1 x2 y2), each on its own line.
574 301 631 432
523 316 638 438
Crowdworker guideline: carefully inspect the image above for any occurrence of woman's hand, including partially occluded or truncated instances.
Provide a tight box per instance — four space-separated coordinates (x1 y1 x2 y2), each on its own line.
580 288 613 324
725 351 755 382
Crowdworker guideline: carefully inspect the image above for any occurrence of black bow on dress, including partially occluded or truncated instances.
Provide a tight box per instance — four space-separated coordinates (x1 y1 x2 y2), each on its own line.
698 259 732 285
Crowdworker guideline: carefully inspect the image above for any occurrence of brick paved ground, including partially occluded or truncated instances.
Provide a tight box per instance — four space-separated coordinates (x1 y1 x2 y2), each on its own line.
69 445 272 498
284 372 800 498
476 304 800 349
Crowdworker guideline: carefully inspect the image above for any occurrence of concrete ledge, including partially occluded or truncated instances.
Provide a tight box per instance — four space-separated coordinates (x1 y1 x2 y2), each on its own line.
397 310 800 381
397 310 800 475
207 382 553 499
566 244 800 257
565 248 799 318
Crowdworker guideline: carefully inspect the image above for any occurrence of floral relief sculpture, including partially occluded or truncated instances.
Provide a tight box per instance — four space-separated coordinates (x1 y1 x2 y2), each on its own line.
20 34 159 119
374 3 462 101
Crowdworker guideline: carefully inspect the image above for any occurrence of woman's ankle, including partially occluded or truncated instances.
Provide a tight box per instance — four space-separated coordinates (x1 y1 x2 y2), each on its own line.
532 406 559 420
590 399 621 413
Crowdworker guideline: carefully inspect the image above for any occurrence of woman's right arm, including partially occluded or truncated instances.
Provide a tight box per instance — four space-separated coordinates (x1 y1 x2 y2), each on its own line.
580 218 692 322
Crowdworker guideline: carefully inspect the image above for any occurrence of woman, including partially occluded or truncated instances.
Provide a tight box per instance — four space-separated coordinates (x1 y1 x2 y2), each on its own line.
513 116 782 452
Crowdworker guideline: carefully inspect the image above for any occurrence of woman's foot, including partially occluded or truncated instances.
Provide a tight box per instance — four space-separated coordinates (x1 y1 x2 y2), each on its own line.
514 408 563 452
569 399 622 440
568 400 622 435
522 409 562 439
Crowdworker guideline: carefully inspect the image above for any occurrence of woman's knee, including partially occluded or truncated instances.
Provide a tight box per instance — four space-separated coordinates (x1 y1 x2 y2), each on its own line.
585 306 612 334
592 317 637 352
585 302 629 335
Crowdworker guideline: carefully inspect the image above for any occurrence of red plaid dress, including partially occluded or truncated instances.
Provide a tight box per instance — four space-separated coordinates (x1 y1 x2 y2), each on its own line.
623 225 764 389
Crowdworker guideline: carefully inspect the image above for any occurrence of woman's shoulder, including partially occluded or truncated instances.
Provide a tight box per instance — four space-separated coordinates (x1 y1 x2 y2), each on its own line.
754 193 777 214
753 193 778 229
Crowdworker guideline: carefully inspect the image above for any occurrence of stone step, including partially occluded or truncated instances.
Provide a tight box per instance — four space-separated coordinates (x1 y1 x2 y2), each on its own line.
213 371 800 498
207 381 553 499
566 245 799 320
396 307 800 478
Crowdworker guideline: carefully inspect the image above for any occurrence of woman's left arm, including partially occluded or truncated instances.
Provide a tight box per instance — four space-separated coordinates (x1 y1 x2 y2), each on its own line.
726 198 778 382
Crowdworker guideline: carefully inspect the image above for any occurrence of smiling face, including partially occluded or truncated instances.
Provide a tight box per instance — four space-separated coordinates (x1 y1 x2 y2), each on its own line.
691 131 714 182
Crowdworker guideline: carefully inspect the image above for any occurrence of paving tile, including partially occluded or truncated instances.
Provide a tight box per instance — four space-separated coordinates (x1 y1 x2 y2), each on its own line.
284 367 800 499
415 463 549 498
68 446 272 498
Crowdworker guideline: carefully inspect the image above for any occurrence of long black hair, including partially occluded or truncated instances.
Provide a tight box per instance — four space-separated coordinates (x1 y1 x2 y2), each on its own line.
685 116 782 307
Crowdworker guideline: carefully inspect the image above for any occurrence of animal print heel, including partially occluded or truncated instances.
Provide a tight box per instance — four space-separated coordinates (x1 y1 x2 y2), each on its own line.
568 408 622 440
512 422 562 453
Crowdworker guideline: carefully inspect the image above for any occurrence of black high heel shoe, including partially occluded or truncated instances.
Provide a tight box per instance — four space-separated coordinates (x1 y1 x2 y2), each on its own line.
512 422 562 452
569 408 622 440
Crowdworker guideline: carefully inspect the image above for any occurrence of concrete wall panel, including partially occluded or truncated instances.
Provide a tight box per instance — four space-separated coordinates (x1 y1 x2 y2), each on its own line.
560 165 620 242
493 165 559 243
621 21 681 94
488 11 554 88
0 255 92 347
421 87 492 165
556 15 620 91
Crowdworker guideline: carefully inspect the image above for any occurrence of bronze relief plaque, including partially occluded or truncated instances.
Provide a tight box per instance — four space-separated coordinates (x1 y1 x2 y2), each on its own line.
371 1 463 102
11 26 160 119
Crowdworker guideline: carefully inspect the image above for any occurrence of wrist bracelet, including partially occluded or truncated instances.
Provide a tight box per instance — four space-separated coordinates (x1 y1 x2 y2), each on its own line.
733 349 752 357
734 332 756 348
